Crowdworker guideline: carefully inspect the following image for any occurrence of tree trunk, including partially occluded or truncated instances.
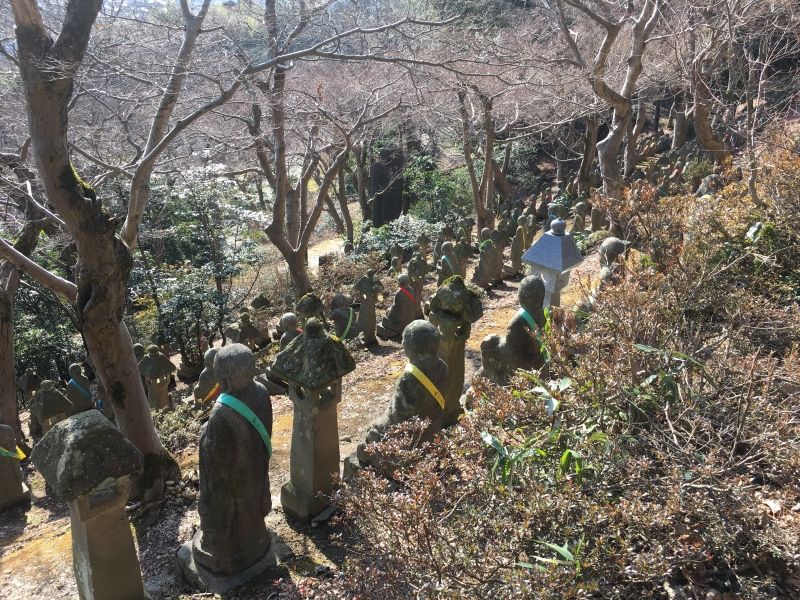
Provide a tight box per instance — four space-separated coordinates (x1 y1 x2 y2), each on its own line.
577 115 599 195
353 144 370 222
0 266 24 445
624 97 647 179
457 88 493 230
653 97 661 132
324 195 345 235
693 66 729 162
12 0 178 496
597 105 630 238
672 92 688 150
336 167 354 244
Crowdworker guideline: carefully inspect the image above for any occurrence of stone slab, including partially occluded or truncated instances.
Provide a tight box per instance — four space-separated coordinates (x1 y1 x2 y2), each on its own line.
176 530 292 595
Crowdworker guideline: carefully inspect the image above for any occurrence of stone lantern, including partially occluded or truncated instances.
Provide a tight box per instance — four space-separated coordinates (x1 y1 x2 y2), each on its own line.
31 410 148 600
428 276 483 427
271 318 356 521
521 218 583 307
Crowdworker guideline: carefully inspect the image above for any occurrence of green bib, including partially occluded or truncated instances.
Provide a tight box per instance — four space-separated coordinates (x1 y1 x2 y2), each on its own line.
217 393 272 457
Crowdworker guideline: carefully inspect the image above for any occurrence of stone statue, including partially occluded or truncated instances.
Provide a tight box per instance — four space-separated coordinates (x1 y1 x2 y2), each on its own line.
193 348 220 405
571 201 589 233
376 274 417 340
29 380 72 436
138 345 176 411
436 241 458 286
508 219 529 275
433 230 447 264
180 343 274 591
459 216 476 245
358 320 448 461
543 203 568 233
478 275 547 386
454 238 471 276
65 363 94 414
428 277 483 426
471 228 497 289
237 313 267 351
416 233 431 262
329 293 361 340
279 313 301 349
406 253 428 319
272 319 356 521
352 270 384 345
599 236 629 283
18 367 43 438
0 424 30 509
295 292 325 327
490 229 509 283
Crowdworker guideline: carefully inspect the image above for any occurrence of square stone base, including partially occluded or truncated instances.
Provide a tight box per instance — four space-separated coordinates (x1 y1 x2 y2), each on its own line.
176 530 290 595
0 482 31 510
280 481 328 522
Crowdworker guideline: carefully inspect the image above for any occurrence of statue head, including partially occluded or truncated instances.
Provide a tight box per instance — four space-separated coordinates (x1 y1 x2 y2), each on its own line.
402 320 440 363
203 348 218 369
280 312 298 332
304 318 325 339
68 363 83 378
331 293 349 310
41 380 55 392
133 343 145 361
480 228 491 241
240 312 252 325
366 269 375 278
574 201 589 217
398 274 411 289
214 344 255 395
441 241 454 254
147 344 160 356
518 275 546 313
26 367 34 375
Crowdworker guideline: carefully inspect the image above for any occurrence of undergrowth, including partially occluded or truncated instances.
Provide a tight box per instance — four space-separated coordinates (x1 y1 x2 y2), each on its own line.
303 147 800 599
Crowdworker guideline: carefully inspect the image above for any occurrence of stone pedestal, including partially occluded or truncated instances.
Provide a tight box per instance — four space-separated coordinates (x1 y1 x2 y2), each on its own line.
177 530 290 595
68 477 149 600
0 424 30 509
281 382 341 521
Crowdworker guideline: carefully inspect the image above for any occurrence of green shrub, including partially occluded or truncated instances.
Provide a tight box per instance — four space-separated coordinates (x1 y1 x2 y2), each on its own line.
404 155 473 224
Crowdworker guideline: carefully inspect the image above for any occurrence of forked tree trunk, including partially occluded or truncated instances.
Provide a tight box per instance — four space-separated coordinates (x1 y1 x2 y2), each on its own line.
693 66 729 162
11 0 178 495
336 168 354 244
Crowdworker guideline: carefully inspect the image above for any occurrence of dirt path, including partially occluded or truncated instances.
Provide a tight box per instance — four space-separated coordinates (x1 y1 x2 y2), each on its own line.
0 235 601 600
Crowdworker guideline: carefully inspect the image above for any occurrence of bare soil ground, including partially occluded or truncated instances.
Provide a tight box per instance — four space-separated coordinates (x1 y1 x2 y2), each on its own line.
0 232 600 600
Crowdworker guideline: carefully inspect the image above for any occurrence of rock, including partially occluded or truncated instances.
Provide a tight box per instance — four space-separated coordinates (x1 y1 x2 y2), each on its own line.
30 410 142 501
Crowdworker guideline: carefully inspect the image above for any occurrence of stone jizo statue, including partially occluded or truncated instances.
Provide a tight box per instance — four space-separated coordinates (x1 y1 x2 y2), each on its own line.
193 348 220 405
406 253 428 319
66 363 93 414
295 292 325 327
376 274 417 340
279 313 301 349
471 228 497 289
329 293 360 341
0 424 30 509
179 343 274 593
351 270 383 345
356 320 448 474
571 201 589 233
437 241 458 286
478 275 547 386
